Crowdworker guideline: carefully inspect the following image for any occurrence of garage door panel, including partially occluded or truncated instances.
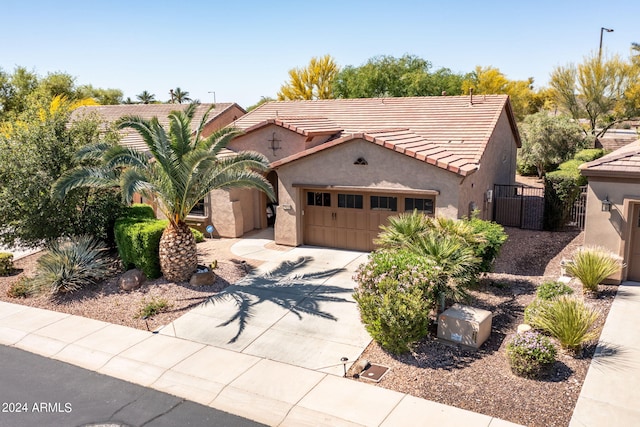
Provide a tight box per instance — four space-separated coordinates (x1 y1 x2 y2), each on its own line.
303 189 411 251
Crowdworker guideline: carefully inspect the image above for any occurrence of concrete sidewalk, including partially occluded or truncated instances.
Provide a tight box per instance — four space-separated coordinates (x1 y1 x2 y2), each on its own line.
569 281 640 426
0 300 520 427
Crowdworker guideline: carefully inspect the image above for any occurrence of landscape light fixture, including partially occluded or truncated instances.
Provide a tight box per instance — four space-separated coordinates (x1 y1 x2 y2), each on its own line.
599 27 614 59
601 196 612 212
340 357 349 377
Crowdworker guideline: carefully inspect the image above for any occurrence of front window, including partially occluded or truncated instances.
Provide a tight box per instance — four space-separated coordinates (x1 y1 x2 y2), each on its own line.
338 194 363 209
307 191 331 207
190 199 206 216
370 196 397 211
405 197 434 214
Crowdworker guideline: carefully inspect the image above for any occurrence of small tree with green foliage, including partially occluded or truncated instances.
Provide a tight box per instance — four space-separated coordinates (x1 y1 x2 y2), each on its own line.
518 112 586 178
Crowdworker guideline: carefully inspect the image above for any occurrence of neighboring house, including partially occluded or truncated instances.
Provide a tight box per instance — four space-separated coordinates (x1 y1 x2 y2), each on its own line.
207 95 521 251
71 102 246 226
580 140 640 283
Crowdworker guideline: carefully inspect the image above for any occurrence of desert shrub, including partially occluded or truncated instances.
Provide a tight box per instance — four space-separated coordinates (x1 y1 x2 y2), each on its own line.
506 331 557 379
29 236 111 295
353 249 436 354
466 214 508 273
137 297 171 318
6 277 34 298
0 252 13 276
528 296 600 355
191 228 204 243
536 280 574 300
565 246 623 294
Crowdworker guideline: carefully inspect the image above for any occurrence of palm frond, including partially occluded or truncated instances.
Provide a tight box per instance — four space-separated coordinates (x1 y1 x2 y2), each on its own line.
52 167 117 199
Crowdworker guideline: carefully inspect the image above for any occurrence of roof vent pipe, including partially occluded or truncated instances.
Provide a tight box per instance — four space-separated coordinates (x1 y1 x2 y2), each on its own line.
469 88 474 106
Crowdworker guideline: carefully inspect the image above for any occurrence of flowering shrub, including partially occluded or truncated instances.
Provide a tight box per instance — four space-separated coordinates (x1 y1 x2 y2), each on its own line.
506 331 557 379
353 249 436 354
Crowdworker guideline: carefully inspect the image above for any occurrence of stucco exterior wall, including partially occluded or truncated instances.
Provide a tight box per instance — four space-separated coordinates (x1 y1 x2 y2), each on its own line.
458 109 518 220
274 139 461 246
228 125 308 164
584 177 640 282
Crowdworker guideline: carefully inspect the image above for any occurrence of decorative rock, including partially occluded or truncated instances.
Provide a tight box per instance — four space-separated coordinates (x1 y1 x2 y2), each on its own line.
517 324 532 334
119 269 146 291
190 271 216 287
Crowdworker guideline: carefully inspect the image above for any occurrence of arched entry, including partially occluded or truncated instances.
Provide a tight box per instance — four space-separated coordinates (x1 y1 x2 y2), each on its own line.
265 171 279 227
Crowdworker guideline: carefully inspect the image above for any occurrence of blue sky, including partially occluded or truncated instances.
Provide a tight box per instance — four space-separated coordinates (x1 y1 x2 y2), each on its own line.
2 0 638 108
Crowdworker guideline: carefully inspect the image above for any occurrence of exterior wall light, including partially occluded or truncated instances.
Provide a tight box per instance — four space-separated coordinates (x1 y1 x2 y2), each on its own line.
601 196 612 212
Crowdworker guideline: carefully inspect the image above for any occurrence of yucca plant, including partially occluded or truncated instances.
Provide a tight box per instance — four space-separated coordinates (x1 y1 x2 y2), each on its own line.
529 296 600 355
565 246 622 294
30 236 111 295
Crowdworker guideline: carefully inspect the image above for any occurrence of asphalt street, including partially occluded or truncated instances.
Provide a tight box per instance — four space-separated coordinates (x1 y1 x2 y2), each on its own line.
0 345 266 427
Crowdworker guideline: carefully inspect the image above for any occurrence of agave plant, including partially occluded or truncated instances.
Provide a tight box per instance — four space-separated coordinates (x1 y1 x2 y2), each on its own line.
30 236 111 295
54 103 274 282
565 246 622 294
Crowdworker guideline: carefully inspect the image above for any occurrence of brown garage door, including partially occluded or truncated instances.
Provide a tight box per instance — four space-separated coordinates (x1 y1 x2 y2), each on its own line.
303 190 434 251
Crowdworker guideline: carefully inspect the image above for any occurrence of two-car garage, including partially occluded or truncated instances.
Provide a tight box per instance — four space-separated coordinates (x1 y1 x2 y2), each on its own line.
301 186 437 251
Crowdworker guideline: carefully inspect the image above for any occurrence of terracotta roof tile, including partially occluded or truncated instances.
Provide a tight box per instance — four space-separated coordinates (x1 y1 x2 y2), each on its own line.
71 103 241 152
235 96 518 176
581 140 640 177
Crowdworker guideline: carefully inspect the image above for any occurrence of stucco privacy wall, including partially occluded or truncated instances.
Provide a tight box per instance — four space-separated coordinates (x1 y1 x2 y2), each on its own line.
273 139 461 246
584 178 640 282
458 108 519 220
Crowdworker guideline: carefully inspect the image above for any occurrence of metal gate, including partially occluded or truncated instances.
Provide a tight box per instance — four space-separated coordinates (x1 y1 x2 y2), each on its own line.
493 184 545 230
567 186 587 230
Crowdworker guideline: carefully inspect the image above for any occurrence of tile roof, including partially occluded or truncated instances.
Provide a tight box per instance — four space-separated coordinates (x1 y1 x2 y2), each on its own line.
71 103 242 152
580 139 640 178
233 95 519 176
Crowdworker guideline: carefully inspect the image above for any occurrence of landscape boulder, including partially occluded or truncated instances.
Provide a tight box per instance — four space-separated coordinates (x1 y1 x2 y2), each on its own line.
119 269 146 291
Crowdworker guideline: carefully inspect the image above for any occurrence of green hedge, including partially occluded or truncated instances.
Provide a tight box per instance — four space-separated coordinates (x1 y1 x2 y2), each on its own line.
574 148 604 163
466 214 508 273
114 204 204 278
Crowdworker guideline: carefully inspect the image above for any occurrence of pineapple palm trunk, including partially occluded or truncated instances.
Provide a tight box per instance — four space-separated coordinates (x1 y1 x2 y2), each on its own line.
159 222 197 282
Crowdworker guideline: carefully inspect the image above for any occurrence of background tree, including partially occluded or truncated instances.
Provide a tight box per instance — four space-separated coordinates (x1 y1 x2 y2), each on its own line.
462 66 538 120
136 90 156 104
0 95 124 247
517 112 586 178
246 96 275 112
550 52 639 137
54 103 275 282
277 55 339 100
333 54 466 98
170 87 191 104
77 85 123 105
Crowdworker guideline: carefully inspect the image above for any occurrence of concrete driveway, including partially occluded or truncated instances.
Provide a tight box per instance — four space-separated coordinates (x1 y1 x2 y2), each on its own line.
159 237 372 376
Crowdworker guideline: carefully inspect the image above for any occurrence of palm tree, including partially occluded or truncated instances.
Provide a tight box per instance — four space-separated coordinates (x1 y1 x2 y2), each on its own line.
409 233 480 313
136 90 156 104
170 87 192 104
54 103 274 282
